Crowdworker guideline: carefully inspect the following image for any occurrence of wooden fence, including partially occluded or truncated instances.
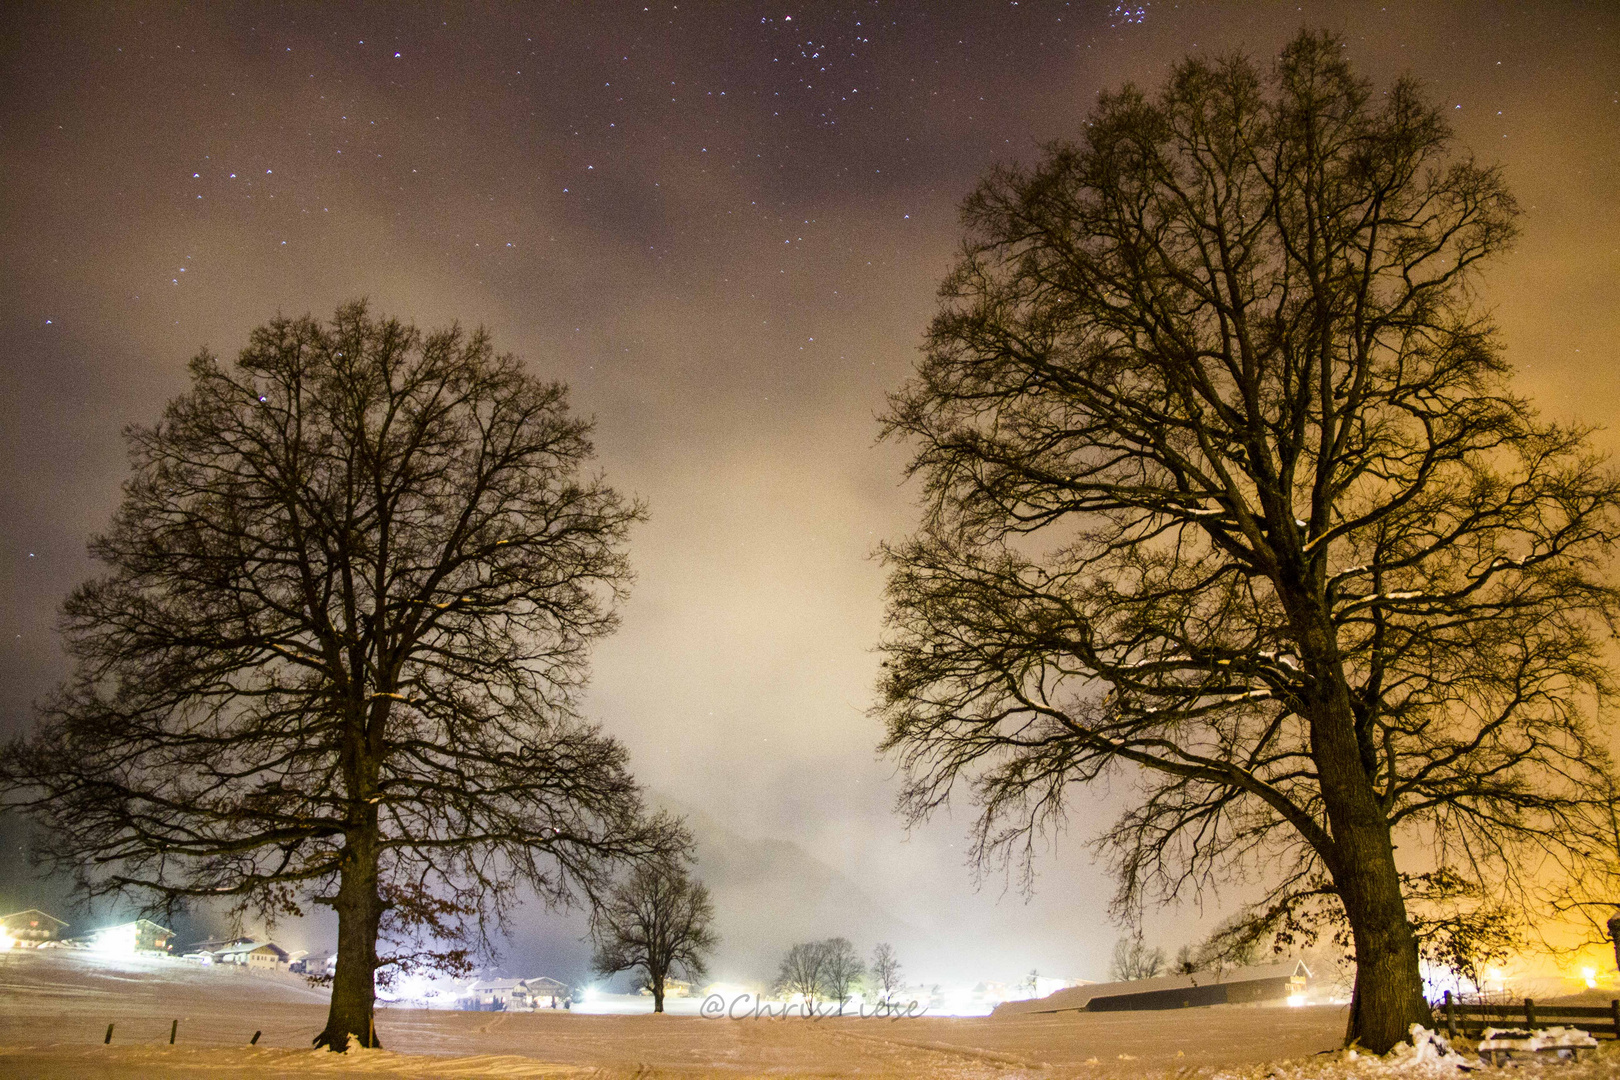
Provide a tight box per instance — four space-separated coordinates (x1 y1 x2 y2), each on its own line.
1438 991 1620 1040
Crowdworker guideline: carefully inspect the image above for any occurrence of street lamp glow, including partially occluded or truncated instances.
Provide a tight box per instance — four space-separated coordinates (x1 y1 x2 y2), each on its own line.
94 924 138 956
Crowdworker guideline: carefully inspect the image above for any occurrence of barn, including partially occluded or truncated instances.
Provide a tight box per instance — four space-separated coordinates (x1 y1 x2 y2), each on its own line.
993 960 1312 1017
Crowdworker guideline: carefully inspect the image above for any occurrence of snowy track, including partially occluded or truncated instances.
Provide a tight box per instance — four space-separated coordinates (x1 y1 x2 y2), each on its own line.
3 950 1617 1077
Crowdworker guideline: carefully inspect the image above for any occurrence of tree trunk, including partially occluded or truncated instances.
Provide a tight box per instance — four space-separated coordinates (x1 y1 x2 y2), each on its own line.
314 830 385 1051
651 974 665 1014
1293 605 1431 1053
1332 831 1430 1052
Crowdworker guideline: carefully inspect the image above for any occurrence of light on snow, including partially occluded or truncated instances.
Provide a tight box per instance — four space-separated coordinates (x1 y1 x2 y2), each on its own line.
94 923 138 956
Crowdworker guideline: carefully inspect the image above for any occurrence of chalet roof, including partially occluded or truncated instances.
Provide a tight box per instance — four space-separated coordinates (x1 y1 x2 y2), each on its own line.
183 936 256 953
994 959 1311 1017
466 976 566 994
81 918 174 937
115 918 174 934
1 909 68 929
213 940 289 959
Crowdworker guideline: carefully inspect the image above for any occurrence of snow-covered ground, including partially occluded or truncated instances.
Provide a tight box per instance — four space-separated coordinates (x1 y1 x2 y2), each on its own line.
1 948 1616 1077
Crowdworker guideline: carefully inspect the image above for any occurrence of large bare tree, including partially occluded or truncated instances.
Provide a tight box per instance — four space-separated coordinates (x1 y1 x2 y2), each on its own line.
878 33 1619 1052
2 303 677 1051
590 846 717 1013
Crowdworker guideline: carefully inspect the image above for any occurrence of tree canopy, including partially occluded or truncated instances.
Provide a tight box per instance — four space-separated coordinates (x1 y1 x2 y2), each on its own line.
878 32 1619 1052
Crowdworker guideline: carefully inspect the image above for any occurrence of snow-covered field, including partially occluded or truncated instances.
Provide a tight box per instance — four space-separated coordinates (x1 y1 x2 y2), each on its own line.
1 949 1615 1078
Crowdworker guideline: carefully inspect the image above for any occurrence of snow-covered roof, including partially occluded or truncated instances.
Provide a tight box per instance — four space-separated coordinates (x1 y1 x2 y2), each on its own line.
184 936 256 953
103 918 174 934
1 909 68 930
466 976 567 994
212 940 289 960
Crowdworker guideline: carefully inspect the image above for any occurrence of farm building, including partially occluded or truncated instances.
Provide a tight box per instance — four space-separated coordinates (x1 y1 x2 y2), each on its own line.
526 976 570 1007
462 978 532 1011
460 976 573 1011
86 919 175 954
182 936 255 960
210 940 290 970
290 951 336 977
994 960 1311 1016
0 909 67 946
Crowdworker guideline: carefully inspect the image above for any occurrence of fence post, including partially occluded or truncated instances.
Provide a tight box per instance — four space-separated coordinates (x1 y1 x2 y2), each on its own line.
1524 997 1536 1028
250 1030 261 1045
104 1023 114 1044
169 1019 177 1044
1610 999 1619 1040
1443 990 1455 1040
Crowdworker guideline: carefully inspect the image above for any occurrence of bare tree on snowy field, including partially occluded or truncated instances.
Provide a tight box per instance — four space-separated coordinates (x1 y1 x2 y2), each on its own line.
775 940 828 1011
870 942 902 1001
877 31 1620 1052
590 844 718 1013
1110 936 1166 982
821 936 864 1013
0 303 681 1052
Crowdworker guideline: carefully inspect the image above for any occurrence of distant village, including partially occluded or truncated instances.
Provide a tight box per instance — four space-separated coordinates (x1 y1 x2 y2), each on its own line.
0 907 581 1012
1 905 1320 1018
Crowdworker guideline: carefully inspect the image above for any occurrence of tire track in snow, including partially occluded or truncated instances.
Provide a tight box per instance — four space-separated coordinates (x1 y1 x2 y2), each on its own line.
825 1027 1044 1069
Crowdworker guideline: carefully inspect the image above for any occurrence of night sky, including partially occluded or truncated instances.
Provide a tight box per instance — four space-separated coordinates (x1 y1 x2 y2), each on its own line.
3 2 1618 986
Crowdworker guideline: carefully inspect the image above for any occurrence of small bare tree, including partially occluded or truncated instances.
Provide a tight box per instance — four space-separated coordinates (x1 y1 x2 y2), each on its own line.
821 936 864 1013
590 847 718 1013
1110 935 1166 982
870 942 903 1001
775 940 828 1012
1 303 678 1051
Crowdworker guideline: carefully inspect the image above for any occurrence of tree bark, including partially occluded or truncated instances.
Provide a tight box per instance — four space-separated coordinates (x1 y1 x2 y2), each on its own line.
651 974 665 1014
1330 822 1430 1051
314 828 386 1050
1296 609 1431 1052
